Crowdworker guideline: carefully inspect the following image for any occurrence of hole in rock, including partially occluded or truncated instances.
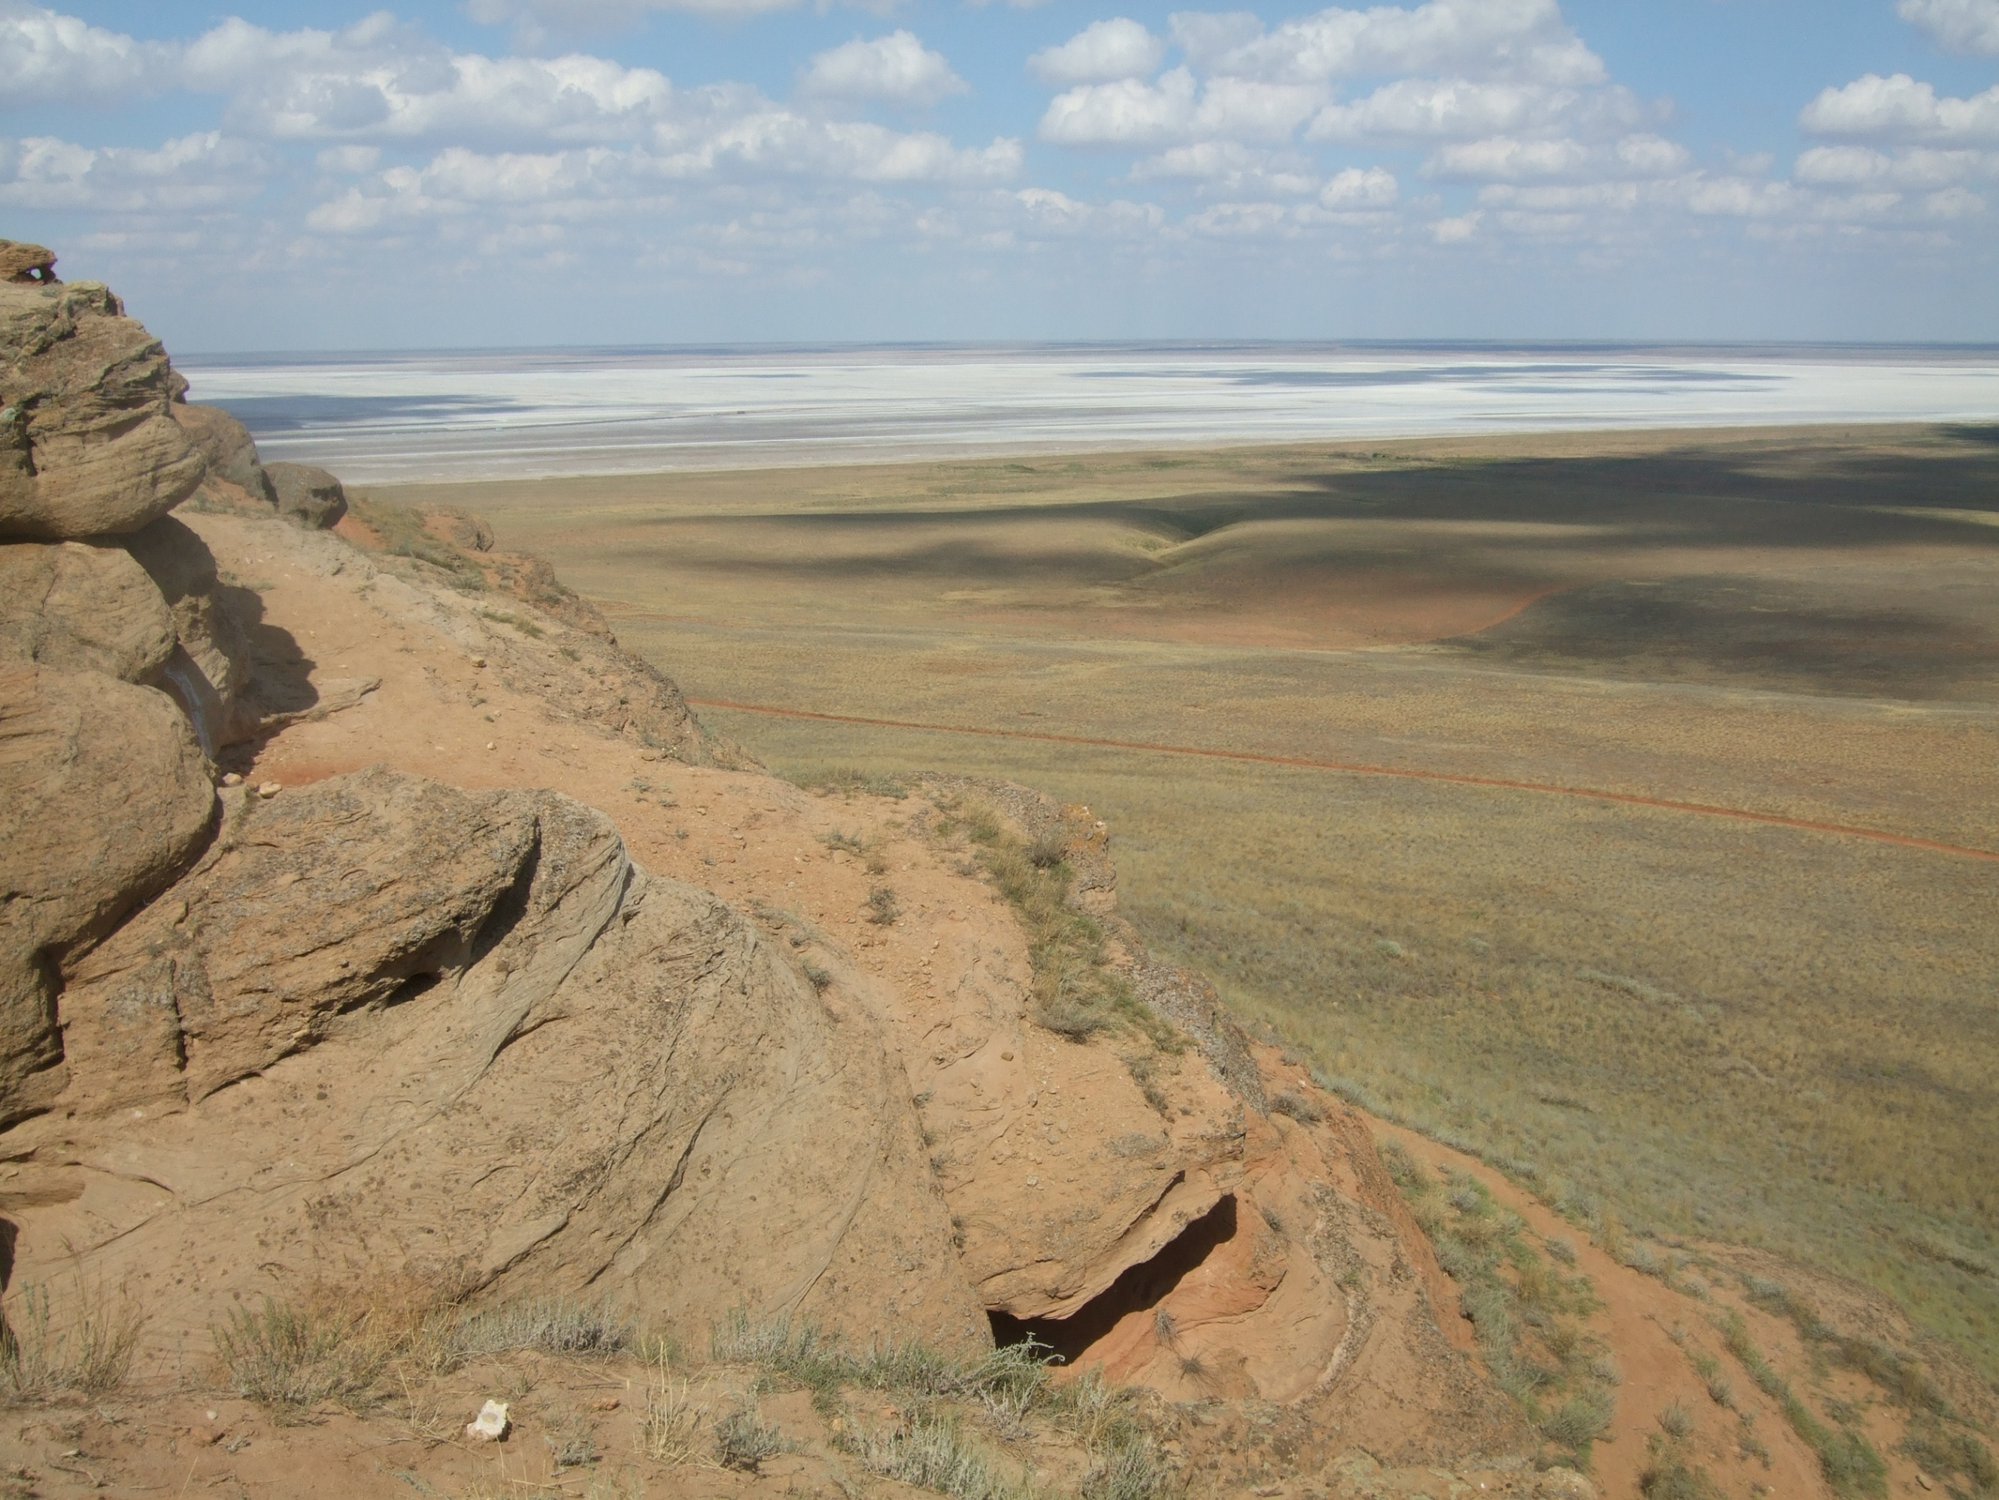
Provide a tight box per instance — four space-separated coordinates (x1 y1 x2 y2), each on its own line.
988 1194 1237 1365
384 971 444 1007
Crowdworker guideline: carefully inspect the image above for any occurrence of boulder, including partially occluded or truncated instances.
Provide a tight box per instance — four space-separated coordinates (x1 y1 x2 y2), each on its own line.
0 280 206 540
20 768 988 1355
0 241 58 285
62 768 541 1105
0 540 176 683
173 403 273 504
122 517 260 751
265 461 347 529
0 662 215 1123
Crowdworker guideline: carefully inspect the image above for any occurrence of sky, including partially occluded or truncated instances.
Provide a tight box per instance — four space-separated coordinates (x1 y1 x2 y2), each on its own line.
3 0 1997 351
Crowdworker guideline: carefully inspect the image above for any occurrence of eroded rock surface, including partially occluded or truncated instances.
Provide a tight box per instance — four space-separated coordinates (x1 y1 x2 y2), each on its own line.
0 662 215 1123
0 540 176 683
9 767 987 1354
266 460 347 529
0 278 204 540
122 516 261 750
172 402 274 504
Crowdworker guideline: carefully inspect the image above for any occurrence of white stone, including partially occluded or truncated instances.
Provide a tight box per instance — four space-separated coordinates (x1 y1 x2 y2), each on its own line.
465 1399 510 1442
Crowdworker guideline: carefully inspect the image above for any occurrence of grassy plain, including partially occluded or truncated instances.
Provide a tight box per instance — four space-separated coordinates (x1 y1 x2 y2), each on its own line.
374 423 1999 1380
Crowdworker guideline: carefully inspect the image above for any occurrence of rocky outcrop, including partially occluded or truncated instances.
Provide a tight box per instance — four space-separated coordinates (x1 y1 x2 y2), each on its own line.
172 402 274 505
13 767 988 1352
265 460 347 529
0 275 204 540
0 540 176 683
0 241 57 285
0 244 1539 1494
122 516 260 751
0 662 215 1124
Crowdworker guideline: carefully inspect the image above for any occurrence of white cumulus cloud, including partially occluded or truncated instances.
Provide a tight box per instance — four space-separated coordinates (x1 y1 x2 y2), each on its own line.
0 2 157 104
1173 0 1606 87
1039 68 1198 146
0 131 267 214
1897 0 1999 55
800 32 967 108
1029 19 1166 86
1800 74 1999 143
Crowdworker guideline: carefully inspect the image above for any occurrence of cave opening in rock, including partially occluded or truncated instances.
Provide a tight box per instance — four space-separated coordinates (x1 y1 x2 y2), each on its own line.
988 1193 1237 1364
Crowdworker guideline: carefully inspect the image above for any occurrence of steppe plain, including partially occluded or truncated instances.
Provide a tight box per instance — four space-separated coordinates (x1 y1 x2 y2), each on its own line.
374 422 1999 1383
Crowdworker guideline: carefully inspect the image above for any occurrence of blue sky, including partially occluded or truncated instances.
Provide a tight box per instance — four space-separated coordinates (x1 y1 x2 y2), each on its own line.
4 0 1997 350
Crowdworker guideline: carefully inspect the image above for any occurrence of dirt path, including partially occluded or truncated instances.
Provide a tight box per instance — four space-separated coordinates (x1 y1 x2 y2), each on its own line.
689 697 1999 864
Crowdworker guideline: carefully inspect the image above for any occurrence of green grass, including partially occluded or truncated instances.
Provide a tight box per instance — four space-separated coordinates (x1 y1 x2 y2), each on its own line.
1379 1142 1614 1469
936 798 1176 1050
1716 1311 1888 1500
711 1313 1171 1499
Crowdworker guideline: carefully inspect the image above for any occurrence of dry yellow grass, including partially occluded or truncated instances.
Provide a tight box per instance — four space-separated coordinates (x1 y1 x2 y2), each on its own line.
373 423 1999 1381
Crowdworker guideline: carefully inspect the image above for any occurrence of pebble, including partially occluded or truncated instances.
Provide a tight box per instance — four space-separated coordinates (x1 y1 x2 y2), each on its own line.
255 782 282 799
219 772 243 787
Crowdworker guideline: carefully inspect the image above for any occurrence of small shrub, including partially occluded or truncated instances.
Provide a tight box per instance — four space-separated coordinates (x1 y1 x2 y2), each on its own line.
797 768 908 799
1268 1090 1325 1124
1082 1434 1173 1500
1903 1416 1999 1492
214 1295 390 1412
1025 832 1068 869
866 885 901 925
714 1405 784 1472
841 1410 1032 1500
1659 1400 1695 1439
1640 1444 1725 1500
450 1298 635 1360
640 1366 702 1465
1543 1388 1615 1451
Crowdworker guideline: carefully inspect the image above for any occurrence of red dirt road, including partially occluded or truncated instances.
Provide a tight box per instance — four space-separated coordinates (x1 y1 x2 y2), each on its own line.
689 697 1999 864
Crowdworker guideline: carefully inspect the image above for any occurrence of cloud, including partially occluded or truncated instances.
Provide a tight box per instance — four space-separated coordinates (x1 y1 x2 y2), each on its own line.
1319 165 1398 206
1029 19 1166 86
1039 68 1198 146
1897 0 1999 56
0 131 266 214
800 31 967 107
1431 209 1481 242
179 17 677 146
1011 187 1164 237
1307 78 1646 143
1039 70 1326 146
1794 144 1995 187
464 0 837 26
1186 200 1293 236
1801 73 1999 143
1172 0 1606 87
1132 141 1317 195
316 144 383 174
0 2 156 105
1427 135 1589 181
657 112 1021 182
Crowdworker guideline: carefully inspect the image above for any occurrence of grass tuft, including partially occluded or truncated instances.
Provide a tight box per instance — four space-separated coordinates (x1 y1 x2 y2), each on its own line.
0 1279 146 1404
